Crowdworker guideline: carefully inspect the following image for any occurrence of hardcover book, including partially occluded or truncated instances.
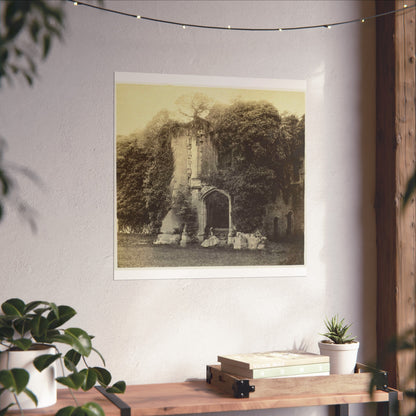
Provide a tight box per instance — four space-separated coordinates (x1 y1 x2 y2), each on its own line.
220 361 330 379
218 351 329 370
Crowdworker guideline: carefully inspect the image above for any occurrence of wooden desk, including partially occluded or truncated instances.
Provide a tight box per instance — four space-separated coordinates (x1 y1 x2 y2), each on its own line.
17 380 401 416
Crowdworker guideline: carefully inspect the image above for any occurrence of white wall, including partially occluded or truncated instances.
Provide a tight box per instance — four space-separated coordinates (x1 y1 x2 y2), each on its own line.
0 1 376 415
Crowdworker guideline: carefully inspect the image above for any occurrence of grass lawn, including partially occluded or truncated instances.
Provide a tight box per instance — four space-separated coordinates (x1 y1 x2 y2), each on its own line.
117 233 303 268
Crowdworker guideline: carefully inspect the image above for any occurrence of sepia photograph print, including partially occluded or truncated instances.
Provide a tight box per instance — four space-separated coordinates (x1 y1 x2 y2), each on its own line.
114 73 306 279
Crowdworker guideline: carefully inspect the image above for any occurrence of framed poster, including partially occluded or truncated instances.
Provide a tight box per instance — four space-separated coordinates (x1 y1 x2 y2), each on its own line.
114 72 306 279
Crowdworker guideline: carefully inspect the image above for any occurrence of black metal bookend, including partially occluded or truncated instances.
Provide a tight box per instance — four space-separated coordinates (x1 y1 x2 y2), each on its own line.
232 379 255 399
95 385 131 416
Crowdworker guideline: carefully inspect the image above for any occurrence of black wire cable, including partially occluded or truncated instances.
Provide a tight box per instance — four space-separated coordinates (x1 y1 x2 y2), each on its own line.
68 0 415 32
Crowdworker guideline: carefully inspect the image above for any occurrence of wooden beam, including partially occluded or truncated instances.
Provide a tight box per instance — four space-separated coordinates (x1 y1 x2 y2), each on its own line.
376 0 416 414
376 0 398 387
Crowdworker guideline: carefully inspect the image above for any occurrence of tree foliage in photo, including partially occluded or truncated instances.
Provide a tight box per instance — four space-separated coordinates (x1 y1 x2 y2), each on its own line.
116 117 176 233
117 138 150 233
206 100 304 233
117 95 305 237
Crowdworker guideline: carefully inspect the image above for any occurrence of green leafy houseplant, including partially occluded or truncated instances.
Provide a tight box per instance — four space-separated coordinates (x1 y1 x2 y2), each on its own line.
0 298 126 416
321 315 357 344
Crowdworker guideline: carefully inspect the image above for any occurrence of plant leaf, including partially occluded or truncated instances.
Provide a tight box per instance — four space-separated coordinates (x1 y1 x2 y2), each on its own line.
55 403 105 416
405 389 416 399
45 329 60 339
24 301 48 313
322 315 356 344
33 353 61 372
80 368 97 391
0 403 15 416
52 328 91 357
29 19 41 42
0 327 14 339
81 402 105 416
92 367 111 387
1 298 25 316
55 406 76 416
0 169 11 196
403 170 416 207
47 305 76 329
23 72 33 86
10 338 32 350
13 317 32 336
56 372 86 390
42 34 51 59
23 387 38 406
49 302 59 319
5 17 25 42
0 369 29 393
91 347 105 367
31 314 49 340
64 349 81 371
106 381 126 394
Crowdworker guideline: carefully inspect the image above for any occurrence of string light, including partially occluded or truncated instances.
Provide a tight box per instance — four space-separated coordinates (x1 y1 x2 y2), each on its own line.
67 0 416 32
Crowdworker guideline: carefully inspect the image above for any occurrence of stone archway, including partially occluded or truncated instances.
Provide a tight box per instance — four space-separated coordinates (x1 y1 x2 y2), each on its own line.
206 191 229 229
198 187 232 242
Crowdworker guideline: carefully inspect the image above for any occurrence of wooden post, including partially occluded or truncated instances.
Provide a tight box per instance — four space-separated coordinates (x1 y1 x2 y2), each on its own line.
376 1 416 414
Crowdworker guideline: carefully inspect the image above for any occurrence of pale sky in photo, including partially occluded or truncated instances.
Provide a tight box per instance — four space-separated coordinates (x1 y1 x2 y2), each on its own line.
115 83 305 137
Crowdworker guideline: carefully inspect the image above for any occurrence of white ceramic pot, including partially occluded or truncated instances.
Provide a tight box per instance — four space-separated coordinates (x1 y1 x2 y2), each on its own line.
0 344 57 409
318 341 359 375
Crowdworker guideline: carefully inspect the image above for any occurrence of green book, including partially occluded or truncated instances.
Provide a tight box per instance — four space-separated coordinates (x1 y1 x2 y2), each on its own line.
221 361 330 379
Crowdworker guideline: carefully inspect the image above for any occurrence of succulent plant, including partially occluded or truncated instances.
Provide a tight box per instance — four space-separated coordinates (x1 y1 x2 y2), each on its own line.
321 315 357 344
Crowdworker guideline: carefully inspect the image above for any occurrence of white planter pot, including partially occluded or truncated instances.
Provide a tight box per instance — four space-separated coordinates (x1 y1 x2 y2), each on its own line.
318 341 359 375
0 344 57 410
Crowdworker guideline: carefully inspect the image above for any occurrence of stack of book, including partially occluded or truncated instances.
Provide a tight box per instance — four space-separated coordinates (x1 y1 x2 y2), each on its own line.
217 351 330 379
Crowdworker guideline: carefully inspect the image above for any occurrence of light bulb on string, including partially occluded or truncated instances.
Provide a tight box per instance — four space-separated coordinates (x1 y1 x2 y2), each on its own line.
64 0 416 33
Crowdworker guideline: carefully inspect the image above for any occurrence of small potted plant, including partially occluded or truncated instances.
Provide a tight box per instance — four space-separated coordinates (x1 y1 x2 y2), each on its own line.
0 298 125 415
318 315 360 374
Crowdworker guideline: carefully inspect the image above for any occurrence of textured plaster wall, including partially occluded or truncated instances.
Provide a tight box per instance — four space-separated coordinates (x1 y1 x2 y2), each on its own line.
0 1 376 415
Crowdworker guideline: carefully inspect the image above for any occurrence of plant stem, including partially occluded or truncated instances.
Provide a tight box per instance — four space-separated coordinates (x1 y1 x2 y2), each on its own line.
82 356 89 368
13 392 24 416
55 347 78 407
